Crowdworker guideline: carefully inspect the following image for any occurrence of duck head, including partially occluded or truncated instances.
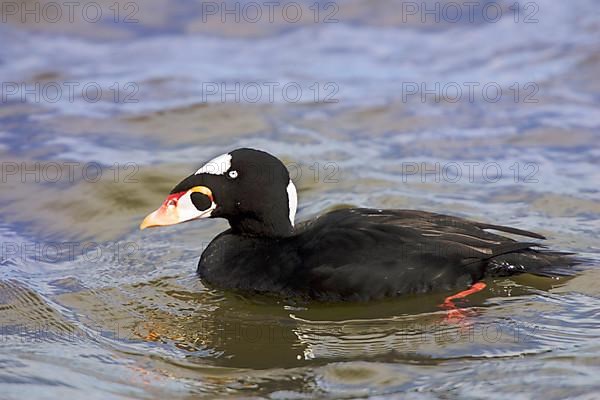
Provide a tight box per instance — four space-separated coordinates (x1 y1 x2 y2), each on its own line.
140 148 297 237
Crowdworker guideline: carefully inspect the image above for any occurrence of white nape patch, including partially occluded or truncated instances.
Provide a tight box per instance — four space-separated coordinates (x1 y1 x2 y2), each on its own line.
286 180 297 227
195 153 232 175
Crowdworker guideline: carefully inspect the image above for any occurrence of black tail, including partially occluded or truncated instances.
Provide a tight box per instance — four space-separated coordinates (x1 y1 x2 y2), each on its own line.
487 249 581 277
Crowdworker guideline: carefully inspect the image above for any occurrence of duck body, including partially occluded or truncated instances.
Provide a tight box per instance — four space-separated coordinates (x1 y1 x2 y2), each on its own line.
198 208 573 301
140 148 577 302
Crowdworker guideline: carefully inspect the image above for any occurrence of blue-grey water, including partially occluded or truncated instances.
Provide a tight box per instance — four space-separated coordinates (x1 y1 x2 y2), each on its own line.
1 0 599 398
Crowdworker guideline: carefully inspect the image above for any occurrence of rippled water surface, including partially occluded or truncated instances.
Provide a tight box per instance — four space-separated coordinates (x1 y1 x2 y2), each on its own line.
1 0 599 398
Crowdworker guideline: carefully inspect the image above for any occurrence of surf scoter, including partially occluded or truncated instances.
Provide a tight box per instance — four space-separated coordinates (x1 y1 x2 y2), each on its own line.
140 148 576 302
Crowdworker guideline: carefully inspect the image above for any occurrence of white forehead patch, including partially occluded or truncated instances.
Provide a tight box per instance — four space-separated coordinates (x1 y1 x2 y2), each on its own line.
195 153 232 175
286 180 297 227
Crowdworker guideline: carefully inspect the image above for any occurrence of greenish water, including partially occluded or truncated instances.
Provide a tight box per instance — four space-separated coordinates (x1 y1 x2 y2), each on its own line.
1 1 599 398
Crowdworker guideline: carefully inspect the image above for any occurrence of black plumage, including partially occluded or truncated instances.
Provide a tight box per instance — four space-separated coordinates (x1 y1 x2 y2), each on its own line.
198 207 576 301
141 148 578 302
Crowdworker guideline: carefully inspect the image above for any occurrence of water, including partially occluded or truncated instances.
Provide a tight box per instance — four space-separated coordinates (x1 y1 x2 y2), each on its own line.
1 0 599 398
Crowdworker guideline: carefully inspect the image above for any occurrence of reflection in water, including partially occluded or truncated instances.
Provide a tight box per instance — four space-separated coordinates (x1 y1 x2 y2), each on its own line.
52 268 580 368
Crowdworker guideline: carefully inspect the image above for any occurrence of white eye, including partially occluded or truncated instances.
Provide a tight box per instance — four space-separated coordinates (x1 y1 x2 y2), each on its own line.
228 170 238 179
